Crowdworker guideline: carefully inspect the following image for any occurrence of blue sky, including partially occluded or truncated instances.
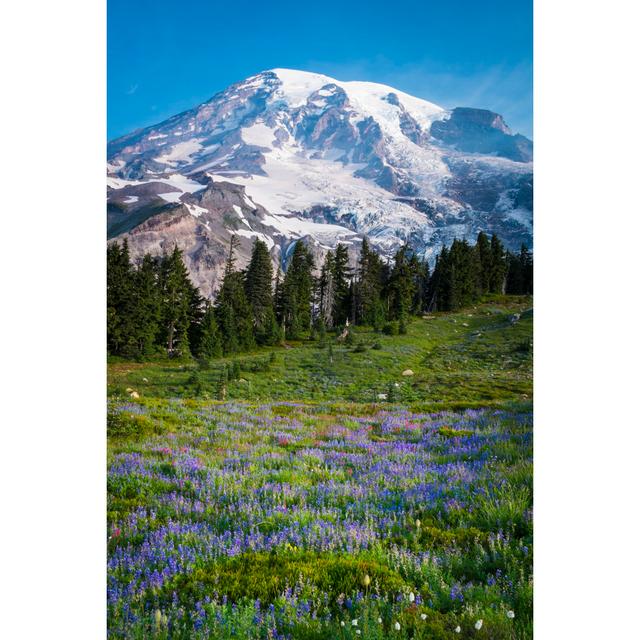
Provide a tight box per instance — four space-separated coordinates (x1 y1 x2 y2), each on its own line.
108 0 532 141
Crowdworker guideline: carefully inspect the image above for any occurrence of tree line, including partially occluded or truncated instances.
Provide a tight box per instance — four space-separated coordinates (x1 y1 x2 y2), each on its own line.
107 231 532 359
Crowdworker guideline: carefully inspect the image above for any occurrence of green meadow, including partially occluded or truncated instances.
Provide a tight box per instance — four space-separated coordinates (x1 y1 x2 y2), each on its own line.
107 295 533 639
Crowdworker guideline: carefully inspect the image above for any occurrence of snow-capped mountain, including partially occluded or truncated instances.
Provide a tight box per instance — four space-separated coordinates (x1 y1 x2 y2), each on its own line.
107 68 532 298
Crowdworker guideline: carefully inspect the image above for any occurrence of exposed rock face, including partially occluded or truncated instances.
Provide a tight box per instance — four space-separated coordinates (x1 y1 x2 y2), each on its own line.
107 69 532 297
430 107 533 162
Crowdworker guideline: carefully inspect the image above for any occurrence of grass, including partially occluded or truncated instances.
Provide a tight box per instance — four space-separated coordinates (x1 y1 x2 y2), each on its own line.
107 296 533 639
108 295 532 407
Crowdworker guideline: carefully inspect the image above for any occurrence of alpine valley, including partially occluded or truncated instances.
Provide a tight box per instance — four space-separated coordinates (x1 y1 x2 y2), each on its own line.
107 69 532 298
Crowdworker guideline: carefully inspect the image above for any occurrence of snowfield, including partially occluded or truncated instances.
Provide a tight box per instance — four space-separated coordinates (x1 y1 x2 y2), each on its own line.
107 68 532 267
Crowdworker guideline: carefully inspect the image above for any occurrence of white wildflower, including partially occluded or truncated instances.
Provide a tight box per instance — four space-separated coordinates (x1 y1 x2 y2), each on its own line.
340 621 345 627
377 617 383 624
455 625 461 633
352 619 358 626
394 621 401 631
475 619 483 630
507 610 515 619
409 591 415 602
420 613 427 620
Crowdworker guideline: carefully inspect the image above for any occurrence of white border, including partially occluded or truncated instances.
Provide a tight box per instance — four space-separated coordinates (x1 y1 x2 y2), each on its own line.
535 0 640 637
1 0 106 637
2 0 639 637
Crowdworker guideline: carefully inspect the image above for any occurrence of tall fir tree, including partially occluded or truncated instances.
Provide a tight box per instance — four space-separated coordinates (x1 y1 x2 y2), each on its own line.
157 245 195 357
408 253 429 315
129 253 161 357
476 231 492 294
281 240 314 339
197 303 223 360
506 244 533 294
519 244 534 294
107 239 136 355
449 238 481 309
388 245 416 320
356 237 386 328
215 236 255 354
244 239 281 344
331 243 351 327
318 251 336 328
274 264 285 332
489 234 507 294
431 245 454 311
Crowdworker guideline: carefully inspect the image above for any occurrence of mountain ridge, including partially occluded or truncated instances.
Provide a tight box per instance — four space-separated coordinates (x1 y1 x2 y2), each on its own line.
107 68 532 298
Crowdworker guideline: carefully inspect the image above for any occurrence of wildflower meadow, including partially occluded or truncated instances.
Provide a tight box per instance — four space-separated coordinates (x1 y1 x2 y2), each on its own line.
107 399 532 639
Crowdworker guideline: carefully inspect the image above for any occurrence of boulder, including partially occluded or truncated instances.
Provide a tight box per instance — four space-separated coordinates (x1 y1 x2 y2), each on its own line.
130 391 140 399
402 369 414 376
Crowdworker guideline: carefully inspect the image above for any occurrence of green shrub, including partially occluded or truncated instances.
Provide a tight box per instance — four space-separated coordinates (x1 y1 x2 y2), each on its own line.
514 340 532 354
196 357 210 370
419 525 488 550
167 552 407 606
107 410 156 439
187 370 205 396
383 322 399 336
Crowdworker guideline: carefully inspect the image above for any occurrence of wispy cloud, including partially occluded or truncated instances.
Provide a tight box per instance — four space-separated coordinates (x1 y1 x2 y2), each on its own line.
305 57 533 138
126 83 139 96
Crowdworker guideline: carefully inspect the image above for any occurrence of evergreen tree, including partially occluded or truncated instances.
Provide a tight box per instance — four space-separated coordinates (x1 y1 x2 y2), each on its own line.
274 265 285 331
489 234 507 294
356 237 386 328
281 241 314 339
187 280 205 356
318 251 335 327
449 238 481 309
506 244 533 295
129 253 161 357
519 244 534 294
408 253 429 315
429 245 453 311
388 245 416 320
476 231 492 294
157 245 195 357
215 236 255 354
107 239 135 355
332 243 351 326
108 229 530 361
245 239 281 345
197 303 222 360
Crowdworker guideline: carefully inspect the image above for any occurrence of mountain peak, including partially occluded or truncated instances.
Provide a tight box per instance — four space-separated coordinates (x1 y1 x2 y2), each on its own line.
107 69 532 298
